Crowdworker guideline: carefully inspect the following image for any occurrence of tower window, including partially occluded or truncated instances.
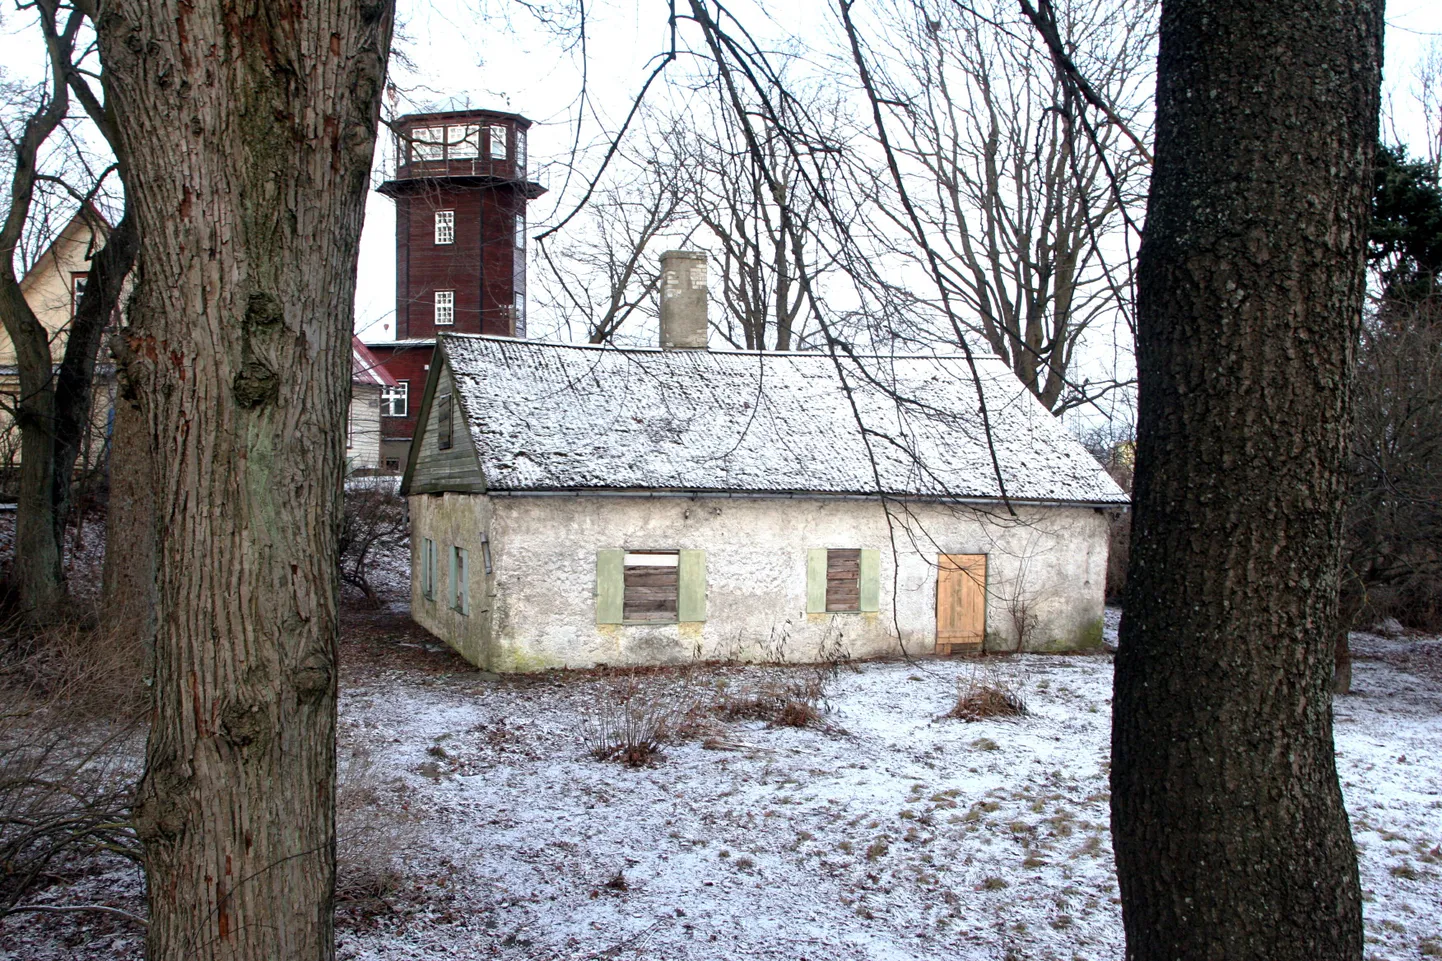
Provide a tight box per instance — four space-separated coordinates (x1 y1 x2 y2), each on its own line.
489 124 508 160
514 293 526 334
434 210 454 245
448 124 479 160
434 290 455 326
410 126 445 161
514 214 525 250
516 128 527 169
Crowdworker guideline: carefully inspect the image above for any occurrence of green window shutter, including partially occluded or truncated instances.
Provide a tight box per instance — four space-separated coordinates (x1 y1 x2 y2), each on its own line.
806 549 828 613
678 550 707 622
595 549 625 624
859 549 881 612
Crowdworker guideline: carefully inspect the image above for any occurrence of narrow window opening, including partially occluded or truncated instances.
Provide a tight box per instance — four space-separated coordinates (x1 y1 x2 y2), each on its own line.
451 546 469 615
480 533 493 575
437 391 453 450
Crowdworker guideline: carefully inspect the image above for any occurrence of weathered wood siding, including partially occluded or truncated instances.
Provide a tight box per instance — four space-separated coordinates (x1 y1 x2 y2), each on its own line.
406 357 486 494
345 383 382 471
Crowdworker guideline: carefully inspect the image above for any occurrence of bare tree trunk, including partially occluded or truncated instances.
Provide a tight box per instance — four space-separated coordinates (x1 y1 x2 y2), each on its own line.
1112 1 1381 957
96 2 393 957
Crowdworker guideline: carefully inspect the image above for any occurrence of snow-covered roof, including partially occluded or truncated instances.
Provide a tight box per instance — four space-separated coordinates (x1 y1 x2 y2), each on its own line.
436 335 1127 505
352 337 400 387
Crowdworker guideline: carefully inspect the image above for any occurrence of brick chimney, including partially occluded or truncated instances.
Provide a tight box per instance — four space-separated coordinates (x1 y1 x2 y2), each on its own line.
659 250 708 349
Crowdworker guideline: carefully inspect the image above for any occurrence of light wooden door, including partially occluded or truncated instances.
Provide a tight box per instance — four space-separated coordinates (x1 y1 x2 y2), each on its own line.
936 554 987 654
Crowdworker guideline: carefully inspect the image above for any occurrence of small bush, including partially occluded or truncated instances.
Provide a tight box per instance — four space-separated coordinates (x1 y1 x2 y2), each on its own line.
578 676 696 766
335 747 421 909
0 615 146 921
948 666 1028 722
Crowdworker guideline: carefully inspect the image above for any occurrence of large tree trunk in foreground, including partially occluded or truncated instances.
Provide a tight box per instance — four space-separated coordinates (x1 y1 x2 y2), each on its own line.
96 2 392 957
101 370 157 666
1113 1 1381 958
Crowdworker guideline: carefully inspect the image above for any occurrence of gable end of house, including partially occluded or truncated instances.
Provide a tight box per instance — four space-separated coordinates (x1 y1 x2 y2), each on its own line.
399 343 486 496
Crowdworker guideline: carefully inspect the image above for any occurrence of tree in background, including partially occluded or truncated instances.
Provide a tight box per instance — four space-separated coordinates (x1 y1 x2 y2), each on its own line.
1337 141 1442 675
1113 1 1380 957
867 0 1152 412
95 0 393 957
0 0 135 619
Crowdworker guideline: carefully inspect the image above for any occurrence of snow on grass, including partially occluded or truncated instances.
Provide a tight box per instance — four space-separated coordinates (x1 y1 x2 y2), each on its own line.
333 643 1442 961
1 623 1435 961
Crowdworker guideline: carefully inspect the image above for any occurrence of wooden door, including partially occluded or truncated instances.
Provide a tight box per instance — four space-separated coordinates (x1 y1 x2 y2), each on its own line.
936 554 987 654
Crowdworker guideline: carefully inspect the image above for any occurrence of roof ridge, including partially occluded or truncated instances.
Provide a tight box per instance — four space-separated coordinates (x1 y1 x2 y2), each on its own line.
437 332 999 362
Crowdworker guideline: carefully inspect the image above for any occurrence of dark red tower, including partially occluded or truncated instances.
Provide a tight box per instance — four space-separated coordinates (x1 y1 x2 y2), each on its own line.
367 108 545 470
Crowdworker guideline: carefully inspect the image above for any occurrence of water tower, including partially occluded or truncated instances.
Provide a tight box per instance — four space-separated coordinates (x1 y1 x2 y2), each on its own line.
367 108 546 470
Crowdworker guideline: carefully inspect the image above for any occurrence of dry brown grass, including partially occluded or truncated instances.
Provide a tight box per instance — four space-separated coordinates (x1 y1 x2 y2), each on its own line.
714 670 830 729
335 746 421 910
948 665 1029 721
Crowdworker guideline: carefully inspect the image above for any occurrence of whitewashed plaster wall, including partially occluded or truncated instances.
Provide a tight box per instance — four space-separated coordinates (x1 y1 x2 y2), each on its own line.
409 492 1109 672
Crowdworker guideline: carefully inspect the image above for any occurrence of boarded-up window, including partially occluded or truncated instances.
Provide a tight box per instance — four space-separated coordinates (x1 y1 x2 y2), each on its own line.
437 392 453 450
807 548 880 614
826 549 861 611
623 551 678 622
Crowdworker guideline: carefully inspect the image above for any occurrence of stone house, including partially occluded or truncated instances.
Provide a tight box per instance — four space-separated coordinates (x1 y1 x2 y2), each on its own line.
400 253 1126 672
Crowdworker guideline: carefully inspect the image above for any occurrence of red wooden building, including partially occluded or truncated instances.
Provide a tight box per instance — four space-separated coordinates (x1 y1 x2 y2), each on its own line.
365 108 545 471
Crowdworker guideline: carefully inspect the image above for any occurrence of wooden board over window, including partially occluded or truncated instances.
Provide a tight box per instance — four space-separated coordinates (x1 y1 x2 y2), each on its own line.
936 554 986 655
623 551 679 623
826 549 861 612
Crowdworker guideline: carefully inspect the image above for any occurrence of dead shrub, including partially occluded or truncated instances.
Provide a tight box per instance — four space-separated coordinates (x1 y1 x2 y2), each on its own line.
338 476 409 609
335 746 421 909
578 676 697 767
715 670 829 728
0 626 145 921
948 665 1029 721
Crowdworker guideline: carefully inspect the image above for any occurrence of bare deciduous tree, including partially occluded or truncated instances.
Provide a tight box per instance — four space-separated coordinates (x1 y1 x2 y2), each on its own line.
867 0 1152 412
95 0 394 957
0 1 135 619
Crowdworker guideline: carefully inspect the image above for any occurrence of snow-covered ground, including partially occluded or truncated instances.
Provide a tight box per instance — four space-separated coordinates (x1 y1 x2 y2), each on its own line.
3 615 1439 960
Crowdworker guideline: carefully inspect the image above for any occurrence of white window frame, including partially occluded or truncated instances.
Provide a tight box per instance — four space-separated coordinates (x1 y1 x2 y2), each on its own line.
514 293 526 325
489 124 508 160
434 290 455 326
451 546 469 615
516 128 527 169
71 272 88 317
448 124 480 160
434 210 455 245
514 213 525 250
411 126 445 162
381 381 409 418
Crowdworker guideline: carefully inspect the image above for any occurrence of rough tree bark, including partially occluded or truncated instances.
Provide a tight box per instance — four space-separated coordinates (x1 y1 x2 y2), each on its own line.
1113 1 1381 958
95 1 393 957
100 361 156 661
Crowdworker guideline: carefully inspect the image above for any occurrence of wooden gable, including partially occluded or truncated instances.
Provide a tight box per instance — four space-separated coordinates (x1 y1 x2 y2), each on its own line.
399 344 487 495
